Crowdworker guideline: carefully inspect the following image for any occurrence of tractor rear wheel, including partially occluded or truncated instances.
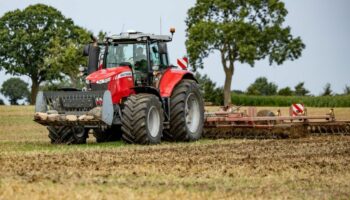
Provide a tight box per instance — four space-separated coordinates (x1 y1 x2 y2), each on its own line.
93 126 122 143
121 94 164 144
164 79 204 141
48 126 87 144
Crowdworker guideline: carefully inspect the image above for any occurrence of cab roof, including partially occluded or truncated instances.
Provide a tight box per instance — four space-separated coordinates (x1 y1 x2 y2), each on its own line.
107 31 172 42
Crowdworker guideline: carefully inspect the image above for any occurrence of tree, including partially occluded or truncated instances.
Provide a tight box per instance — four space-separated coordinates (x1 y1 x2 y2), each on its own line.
195 72 224 105
344 85 350 95
294 82 310 96
186 0 305 105
98 31 107 41
246 77 277 96
44 35 89 89
322 83 333 96
0 4 90 104
0 98 4 105
278 87 293 96
0 78 29 105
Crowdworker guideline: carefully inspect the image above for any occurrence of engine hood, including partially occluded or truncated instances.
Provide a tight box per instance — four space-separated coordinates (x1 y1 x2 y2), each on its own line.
86 66 131 83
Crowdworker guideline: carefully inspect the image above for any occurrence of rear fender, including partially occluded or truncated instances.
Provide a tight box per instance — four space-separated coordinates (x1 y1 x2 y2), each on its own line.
159 68 197 97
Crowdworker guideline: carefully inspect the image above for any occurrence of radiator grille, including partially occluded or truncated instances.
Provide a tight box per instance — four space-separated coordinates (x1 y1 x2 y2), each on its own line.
90 83 108 91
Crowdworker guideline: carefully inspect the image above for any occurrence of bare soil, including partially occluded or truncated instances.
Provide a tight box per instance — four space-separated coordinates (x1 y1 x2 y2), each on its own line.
0 106 350 199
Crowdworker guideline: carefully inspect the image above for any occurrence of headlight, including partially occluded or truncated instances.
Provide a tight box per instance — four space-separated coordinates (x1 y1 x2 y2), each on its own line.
96 77 111 84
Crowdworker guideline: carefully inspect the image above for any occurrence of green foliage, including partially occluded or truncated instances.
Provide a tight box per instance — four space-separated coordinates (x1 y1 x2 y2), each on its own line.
0 78 29 105
185 0 305 105
232 90 245 95
0 98 4 105
278 87 294 96
344 85 350 95
40 78 82 91
247 77 278 96
98 31 107 41
294 82 310 96
232 94 350 107
322 83 333 96
0 4 90 104
195 72 223 105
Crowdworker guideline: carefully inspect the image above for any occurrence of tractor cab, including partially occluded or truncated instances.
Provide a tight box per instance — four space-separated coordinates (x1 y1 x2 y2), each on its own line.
84 30 174 87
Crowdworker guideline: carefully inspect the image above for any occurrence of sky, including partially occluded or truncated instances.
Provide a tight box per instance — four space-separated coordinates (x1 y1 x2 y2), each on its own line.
0 0 349 104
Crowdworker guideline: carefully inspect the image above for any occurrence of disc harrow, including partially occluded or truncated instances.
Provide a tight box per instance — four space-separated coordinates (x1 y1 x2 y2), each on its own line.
203 106 350 139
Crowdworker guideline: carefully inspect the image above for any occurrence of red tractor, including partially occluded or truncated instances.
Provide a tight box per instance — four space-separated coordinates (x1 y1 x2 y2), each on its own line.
34 30 204 145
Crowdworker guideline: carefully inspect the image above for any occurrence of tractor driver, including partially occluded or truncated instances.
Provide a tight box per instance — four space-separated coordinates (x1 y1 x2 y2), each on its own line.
134 46 148 84
134 46 147 72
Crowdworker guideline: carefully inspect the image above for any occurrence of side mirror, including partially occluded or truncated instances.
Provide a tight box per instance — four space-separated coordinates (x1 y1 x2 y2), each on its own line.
158 42 168 54
83 44 90 56
83 44 100 75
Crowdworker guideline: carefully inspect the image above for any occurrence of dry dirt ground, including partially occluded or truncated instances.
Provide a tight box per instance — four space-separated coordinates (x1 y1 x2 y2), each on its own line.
0 106 350 199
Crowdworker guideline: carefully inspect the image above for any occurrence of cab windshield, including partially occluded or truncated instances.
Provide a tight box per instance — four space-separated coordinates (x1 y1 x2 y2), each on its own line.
105 43 147 71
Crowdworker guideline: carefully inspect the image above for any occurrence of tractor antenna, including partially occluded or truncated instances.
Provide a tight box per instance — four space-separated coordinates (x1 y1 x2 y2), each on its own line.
160 17 162 35
121 24 125 33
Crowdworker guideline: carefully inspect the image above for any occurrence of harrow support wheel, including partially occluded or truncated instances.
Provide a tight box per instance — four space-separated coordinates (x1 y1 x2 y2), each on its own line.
48 126 87 145
121 94 164 144
256 110 276 125
163 79 204 142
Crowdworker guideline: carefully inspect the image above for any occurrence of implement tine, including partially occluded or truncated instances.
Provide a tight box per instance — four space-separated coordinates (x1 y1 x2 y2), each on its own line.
331 127 335 134
346 124 350 134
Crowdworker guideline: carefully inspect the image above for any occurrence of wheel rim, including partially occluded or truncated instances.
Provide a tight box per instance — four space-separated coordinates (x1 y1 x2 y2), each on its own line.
74 127 85 138
185 93 200 133
147 106 160 137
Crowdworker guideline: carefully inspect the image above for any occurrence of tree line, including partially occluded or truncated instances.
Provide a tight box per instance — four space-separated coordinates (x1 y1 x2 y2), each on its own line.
195 72 350 107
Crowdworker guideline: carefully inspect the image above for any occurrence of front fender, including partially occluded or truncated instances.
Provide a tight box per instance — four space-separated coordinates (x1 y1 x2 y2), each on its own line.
159 68 197 97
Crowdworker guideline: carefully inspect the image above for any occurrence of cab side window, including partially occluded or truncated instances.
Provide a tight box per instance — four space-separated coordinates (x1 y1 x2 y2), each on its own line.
161 53 168 68
150 42 160 69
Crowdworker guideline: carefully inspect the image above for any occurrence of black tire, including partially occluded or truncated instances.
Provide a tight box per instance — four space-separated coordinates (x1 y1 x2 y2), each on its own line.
163 79 204 142
93 126 122 143
121 94 164 144
48 126 87 145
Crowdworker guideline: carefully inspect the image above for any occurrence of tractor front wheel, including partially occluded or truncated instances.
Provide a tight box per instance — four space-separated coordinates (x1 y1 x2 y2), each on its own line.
121 94 164 144
48 126 87 144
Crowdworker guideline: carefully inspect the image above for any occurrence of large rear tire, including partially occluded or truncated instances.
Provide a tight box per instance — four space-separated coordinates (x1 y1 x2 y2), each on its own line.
48 126 87 145
121 94 164 144
93 126 122 143
163 79 204 142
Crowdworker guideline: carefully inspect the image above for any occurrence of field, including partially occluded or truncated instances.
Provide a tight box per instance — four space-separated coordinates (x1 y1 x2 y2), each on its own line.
0 106 350 199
